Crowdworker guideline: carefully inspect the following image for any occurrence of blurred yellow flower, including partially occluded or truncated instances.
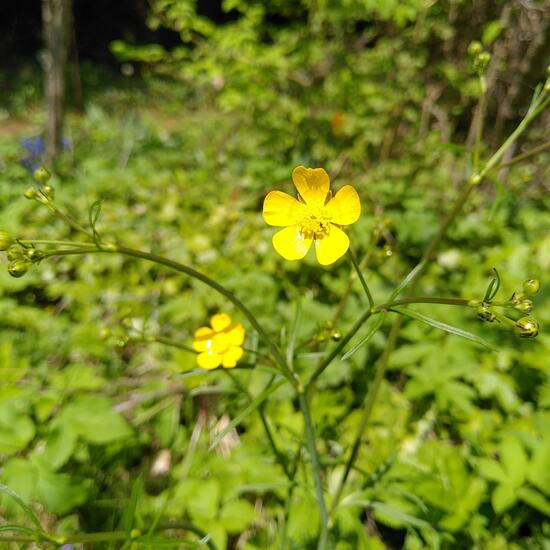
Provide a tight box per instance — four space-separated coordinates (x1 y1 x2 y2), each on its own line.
263 166 361 265
192 313 245 370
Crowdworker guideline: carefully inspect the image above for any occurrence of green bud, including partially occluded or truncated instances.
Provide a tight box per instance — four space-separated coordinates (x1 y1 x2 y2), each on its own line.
41 184 55 199
0 231 13 251
468 41 483 57
474 52 491 73
515 317 539 339
515 299 533 314
477 304 496 322
26 248 45 262
6 244 24 261
24 187 38 200
523 279 540 296
331 330 342 342
469 174 482 185
33 166 51 184
8 259 30 278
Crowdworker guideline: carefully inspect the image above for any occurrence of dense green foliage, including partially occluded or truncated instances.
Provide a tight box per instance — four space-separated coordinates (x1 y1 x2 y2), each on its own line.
1 1 549 548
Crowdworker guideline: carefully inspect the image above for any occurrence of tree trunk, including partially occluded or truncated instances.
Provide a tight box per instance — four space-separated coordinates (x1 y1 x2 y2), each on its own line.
42 0 72 168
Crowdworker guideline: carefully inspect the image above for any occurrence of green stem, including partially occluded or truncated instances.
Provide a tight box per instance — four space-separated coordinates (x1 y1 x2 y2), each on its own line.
487 139 550 173
298 391 329 550
348 247 375 309
19 239 98 248
328 317 401 516
473 75 487 170
45 199 94 238
375 296 471 311
307 308 373 387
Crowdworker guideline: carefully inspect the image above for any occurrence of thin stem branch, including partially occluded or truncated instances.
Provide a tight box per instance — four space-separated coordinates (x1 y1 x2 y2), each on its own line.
487 139 550 173
348 247 375 309
298 391 329 550
375 296 471 311
329 319 401 516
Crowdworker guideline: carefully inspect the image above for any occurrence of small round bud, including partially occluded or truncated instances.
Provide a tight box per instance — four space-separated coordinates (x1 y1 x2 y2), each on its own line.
8 259 30 278
515 299 533 314
477 304 496 322
469 174 482 185
474 52 491 73
41 185 55 199
26 248 45 262
24 188 38 200
523 279 540 296
515 317 539 339
468 41 483 57
331 330 342 342
6 245 24 261
33 166 51 184
0 231 13 251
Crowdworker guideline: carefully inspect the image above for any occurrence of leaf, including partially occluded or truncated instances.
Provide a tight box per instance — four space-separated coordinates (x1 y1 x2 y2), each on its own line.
89 199 104 242
341 314 385 361
123 476 143 536
389 261 426 300
209 378 285 451
477 458 506 483
517 486 550 516
0 481 43 531
286 299 302 368
57 395 132 444
392 308 496 350
492 483 516 513
219 499 256 533
371 501 431 530
499 436 527 488
483 268 500 302
527 439 550 496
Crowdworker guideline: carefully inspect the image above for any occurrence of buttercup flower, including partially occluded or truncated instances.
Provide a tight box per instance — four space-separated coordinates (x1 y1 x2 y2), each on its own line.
192 313 245 369
263 166 361 265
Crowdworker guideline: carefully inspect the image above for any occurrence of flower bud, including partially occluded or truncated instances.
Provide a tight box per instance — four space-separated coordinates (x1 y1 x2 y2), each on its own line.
477 304 496 322
33 166 51 184
331 330 342 342
41 185 55 199
515 317 539 339
24 187 38 200
0 231 13 251
8 259 30 278
469 174 482 185
468 41 483 57
26 248 45 262
474 52 491 73
515 299 533 314
6 244 24 261
523 279 540 296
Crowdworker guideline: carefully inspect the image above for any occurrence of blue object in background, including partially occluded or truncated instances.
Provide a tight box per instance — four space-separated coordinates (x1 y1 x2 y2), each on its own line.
21 135 70 172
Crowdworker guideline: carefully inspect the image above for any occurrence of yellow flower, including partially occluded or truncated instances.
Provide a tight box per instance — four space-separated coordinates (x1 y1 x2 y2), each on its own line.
192 313 245 370
263 166 361 265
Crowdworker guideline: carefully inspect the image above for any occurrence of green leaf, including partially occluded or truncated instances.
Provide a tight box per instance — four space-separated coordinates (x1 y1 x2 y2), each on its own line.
341 314 385 361
527 439 550 496
0 406 35 454
477 458 506 483
392 307 496 350
483 268 500 302
389 261 427 300
39 424 77 471
209 378 285 451
517 486 550 516
499 436 527 488
371 501 431 530
492 483 516 513
0 481 43 531
57 395 132 444
123 476 143 536
219 499 256 533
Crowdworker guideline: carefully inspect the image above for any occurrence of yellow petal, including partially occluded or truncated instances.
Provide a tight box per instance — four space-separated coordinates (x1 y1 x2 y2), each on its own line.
222 346 243 368
213 332 230 354
263 191 306 227
292 166 330 206
326 185 361 225
314 225 350 265
197 350 222 370
272 225 312 261
192 326 214 351
227 323 245 346
210 313 232 332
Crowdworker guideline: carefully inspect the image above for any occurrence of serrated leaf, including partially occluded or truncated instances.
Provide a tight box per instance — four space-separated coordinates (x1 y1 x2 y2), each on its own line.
392 307 496 350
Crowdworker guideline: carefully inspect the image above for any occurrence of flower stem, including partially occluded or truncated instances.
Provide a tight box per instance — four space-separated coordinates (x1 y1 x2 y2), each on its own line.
297 391 329 550
348 247 375 309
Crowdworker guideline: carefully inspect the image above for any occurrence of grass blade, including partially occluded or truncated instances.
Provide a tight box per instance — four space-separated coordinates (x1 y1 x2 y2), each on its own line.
0 483 43 531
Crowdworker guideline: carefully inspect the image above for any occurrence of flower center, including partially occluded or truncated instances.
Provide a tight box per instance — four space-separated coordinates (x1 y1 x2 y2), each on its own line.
299 206 332 240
